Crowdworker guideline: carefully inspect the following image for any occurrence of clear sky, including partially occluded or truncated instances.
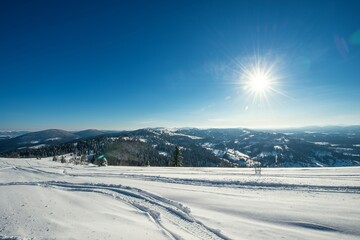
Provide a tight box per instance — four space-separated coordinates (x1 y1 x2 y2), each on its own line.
1 0 360 131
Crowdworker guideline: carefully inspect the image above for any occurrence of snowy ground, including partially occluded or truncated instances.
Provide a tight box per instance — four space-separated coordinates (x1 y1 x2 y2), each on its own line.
0 157 359 240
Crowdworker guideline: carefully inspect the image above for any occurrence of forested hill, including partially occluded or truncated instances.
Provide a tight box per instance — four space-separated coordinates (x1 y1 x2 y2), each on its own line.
1 127 359 167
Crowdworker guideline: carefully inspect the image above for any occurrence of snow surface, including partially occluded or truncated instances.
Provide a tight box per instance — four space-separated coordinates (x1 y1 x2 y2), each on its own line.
158 151 169 157
0 157 359 240
45 137 61 142
156 128 203 140
28 144 46 149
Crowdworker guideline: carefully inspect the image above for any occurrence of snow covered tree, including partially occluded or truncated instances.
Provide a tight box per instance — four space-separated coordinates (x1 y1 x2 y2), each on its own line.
80 155 87 163
171 146 183 167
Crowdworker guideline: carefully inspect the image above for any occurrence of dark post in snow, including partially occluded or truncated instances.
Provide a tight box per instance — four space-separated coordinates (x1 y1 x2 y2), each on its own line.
254 162 262 175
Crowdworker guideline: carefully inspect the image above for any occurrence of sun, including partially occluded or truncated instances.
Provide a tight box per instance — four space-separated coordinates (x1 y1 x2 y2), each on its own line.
238 55 282 106
244 64 274 95
235 54 292 108
248 71 271 93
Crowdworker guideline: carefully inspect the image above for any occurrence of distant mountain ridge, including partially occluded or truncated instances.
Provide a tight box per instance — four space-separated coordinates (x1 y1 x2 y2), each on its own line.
0 129 108 153
0 129 78 152
0 131 30 140
1 126 359 168
75 129 105 138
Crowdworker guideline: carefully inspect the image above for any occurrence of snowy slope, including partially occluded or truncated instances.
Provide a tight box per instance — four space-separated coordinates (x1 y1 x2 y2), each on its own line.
0 158 359 240
0 129 79 153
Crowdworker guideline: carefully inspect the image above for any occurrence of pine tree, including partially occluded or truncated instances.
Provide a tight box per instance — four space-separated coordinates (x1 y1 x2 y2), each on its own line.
172 146 183 167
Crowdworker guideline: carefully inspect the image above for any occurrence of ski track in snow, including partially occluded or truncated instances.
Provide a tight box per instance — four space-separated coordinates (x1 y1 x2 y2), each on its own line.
12 164 360 194
67 173 360 194
1 169 229 240
1 158 360 240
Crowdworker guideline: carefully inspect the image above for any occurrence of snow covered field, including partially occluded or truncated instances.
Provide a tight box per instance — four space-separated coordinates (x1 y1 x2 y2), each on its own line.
0 157 359 240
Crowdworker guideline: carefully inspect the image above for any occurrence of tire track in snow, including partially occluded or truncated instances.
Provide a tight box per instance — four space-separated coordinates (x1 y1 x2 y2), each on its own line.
0 181 230 240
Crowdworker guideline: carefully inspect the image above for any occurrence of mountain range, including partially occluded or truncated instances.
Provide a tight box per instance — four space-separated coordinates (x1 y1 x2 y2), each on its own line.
0 127 359 167
0 129 106 153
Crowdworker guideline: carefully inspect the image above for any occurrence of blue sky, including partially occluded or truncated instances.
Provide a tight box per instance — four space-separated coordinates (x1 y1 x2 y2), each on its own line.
1 0 360 130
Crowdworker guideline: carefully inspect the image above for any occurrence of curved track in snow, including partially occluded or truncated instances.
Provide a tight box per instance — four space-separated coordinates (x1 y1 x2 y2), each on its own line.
1 180 229 240
1 158 360 240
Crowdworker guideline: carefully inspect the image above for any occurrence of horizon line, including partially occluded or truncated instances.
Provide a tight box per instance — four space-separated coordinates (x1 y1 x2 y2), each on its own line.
1 124 360 133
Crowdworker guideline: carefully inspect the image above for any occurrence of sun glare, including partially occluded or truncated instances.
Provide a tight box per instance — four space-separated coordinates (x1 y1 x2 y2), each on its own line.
243 63 275 96
248 71 271 93
238 55 283 106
